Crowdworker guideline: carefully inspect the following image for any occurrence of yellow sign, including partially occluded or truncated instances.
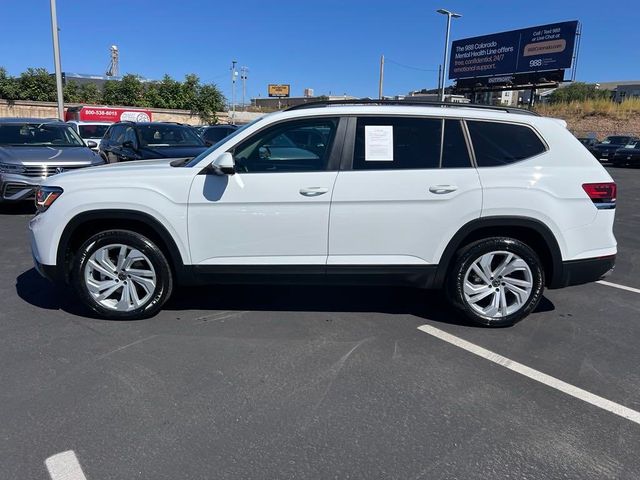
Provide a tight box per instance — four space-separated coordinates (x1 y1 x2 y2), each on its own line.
268 84 290 97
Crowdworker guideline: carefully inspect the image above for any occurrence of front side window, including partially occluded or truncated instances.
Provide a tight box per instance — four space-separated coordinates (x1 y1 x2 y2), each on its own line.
467 121 546 167
353 117 441 170
123 126 137 146
232 118 338 173
109 125 126 144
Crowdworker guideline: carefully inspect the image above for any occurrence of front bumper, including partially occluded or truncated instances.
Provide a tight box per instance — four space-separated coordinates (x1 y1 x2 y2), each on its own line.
30 218 63 283
0 173 43 201
550 255 616 288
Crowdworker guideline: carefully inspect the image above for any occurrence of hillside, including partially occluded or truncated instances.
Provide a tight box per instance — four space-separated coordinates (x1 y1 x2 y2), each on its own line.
534 99 640 139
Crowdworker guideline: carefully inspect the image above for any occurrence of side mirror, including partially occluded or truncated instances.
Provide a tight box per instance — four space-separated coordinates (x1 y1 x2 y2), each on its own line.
210 152 235 175
86 140 98 149
122 140 137 150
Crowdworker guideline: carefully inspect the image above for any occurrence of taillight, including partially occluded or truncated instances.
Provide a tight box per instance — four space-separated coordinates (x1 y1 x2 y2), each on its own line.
582 182 616 209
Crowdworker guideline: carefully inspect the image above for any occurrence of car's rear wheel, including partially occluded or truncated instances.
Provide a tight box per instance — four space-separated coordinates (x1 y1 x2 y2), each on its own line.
71 230 173 319
447 237 544 327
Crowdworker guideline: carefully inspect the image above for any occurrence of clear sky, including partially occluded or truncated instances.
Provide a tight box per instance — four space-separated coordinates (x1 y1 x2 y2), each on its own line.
1 0 638 101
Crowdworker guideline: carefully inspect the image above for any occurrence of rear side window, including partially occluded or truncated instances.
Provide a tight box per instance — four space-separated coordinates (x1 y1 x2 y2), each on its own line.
467 121 546 167
354 117 441 170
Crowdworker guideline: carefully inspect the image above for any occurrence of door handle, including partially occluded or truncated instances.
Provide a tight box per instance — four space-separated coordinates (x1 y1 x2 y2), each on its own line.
299 187 329 197
429 185 458 194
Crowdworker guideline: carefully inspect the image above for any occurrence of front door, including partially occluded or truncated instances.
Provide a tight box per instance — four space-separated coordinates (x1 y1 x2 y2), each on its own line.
188 116 344 266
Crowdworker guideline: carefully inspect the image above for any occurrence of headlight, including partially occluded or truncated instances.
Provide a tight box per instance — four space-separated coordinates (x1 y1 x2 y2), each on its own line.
0 162 26 174
35 186 63 213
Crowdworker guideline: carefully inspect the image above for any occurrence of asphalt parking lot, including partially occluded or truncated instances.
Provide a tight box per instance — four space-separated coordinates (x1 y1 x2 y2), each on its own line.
1 166 639 480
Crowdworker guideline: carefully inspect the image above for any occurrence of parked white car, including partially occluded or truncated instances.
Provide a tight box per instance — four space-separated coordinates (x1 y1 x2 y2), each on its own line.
30 101 617 326
66 121 112 150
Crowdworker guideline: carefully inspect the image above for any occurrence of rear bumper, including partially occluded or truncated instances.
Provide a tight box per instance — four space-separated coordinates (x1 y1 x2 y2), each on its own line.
550 255 616 288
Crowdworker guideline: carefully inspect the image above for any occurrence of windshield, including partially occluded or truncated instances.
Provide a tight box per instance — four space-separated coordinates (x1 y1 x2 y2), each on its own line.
137 124 205 147
602 136 631 145
186 117 265 167
0 123 85 147
79 124 110 139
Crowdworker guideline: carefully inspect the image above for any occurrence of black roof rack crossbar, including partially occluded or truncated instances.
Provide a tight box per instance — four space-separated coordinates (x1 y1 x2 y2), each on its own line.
285 99 539 116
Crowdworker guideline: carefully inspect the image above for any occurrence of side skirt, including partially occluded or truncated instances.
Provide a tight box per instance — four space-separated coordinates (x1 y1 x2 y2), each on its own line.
185 265 438 288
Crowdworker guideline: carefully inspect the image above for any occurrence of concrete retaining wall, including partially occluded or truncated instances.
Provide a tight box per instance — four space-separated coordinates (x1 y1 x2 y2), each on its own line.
0 99 233 125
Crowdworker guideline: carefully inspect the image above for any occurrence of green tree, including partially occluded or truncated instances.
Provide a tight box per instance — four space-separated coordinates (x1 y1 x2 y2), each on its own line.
549 82 612 103
17 68 57 101
146 74 184 109
102 74 146 106
0 67 19 100
79 83 101 104
63 80 81 103
192 83 225 123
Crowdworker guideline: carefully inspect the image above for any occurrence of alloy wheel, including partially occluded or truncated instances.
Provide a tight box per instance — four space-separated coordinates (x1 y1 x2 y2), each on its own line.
462 250 533 319
84 243 157 312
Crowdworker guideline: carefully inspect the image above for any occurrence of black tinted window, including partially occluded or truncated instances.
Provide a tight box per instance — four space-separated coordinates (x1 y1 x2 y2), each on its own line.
203 127 235 144
233 118 338 173
138 125 204 147
354 117 441 170
79 125 109 139
109 125 126 144
442 120 471 168
467 121 545 167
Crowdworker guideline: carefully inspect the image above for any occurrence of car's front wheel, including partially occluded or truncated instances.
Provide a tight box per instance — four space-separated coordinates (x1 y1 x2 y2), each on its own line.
71 230 173 319
448 237 544 327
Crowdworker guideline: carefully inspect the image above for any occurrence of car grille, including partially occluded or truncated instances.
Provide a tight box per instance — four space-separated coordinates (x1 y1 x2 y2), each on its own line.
21 164 90 178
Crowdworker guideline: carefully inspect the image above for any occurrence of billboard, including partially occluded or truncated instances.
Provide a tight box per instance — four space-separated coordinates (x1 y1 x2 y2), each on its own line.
268 84 290 97
65 106 152 123
449 21 578 80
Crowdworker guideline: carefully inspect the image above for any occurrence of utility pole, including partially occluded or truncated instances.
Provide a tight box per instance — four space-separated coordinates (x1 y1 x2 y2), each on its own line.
240 66 248 111
378 54 385 100
230 60 237 124
49 0 64 120
436 9 462 102
437 64 442 93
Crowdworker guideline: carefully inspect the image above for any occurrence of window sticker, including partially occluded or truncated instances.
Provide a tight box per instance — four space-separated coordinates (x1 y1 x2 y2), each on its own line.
365 125 393 161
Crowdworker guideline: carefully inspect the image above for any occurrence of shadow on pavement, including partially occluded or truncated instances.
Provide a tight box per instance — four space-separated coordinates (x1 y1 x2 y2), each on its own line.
16 267 555 327
0 202 35 216
16 268 93 317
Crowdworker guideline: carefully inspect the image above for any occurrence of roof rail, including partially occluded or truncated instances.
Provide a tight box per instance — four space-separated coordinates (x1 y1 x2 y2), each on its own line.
285 99 539 116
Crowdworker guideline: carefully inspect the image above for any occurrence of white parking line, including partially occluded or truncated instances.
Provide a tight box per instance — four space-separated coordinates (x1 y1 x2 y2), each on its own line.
417 324 640 426
45 451 88 480
597 280 640 295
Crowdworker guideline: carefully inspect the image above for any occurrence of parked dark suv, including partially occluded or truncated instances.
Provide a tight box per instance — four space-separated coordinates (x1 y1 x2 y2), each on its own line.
99 122 208 163
197 124 238 145
591 135 638 162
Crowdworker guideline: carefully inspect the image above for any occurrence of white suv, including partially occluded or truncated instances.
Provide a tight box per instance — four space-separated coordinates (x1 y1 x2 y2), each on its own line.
29 101 617 326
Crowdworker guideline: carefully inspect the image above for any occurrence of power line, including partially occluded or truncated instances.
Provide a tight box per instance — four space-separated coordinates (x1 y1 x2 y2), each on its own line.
385 58 439 72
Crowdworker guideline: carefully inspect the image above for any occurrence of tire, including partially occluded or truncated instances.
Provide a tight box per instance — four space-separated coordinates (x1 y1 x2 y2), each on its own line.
71 230 173 320
447 237 544 327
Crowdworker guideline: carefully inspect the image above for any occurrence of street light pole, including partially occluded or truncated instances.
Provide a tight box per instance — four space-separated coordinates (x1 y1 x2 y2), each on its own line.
436 8 461 102
230 60 237 124
49 0 64 120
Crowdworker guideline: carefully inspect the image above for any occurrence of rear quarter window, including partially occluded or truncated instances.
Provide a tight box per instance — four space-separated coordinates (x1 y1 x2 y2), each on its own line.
467 121 546 167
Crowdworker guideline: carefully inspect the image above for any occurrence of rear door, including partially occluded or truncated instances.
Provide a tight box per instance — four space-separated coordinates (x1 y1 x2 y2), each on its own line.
328 116 482 267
